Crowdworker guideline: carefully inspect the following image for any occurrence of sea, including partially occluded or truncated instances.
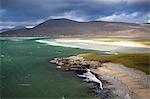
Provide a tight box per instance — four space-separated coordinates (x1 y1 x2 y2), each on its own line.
0 38 101 99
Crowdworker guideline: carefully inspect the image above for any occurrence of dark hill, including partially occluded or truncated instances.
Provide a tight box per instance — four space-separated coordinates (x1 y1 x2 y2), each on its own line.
1 18 150 37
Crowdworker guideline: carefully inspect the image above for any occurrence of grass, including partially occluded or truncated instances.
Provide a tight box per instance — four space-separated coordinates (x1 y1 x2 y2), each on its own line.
93 39 150 46
78 53 150 74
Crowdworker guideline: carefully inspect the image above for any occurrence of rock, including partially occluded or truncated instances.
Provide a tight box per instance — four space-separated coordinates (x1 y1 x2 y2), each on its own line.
49 56 103 70
50 60 56 63
57 62 64 66
57 66 61 69
48 56 121 98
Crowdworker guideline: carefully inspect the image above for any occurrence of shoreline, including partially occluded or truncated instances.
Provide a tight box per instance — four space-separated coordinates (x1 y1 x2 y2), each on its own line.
55 38 150 48
36 38 150 54
91 63 150 99
50 56 120 98
49 55 150 99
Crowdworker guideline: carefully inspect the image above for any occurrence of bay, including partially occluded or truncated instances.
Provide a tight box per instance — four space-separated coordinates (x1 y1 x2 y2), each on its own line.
0 39 101 99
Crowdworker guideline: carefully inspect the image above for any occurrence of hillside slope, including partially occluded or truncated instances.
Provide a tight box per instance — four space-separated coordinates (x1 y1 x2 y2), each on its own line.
1 18 150 37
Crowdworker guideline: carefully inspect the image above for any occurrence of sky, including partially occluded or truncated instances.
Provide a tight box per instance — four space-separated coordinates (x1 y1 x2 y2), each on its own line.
1 0 150 29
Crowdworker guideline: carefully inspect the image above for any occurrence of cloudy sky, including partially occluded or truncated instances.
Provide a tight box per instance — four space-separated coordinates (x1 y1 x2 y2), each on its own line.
1 0 150 29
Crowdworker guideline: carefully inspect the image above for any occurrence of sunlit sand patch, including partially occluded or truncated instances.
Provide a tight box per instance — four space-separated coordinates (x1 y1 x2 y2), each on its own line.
55 38 150 48
36 38 150 54
92 40 150 48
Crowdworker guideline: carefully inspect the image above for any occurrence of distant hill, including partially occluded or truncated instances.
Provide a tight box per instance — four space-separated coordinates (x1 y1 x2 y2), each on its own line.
0 28 12 33
1 18 150 37
11 26 26 30
0 26 26 33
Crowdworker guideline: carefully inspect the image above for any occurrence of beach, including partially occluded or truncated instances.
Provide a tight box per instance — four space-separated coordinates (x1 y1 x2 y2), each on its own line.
36 38 150 54
91 63 150 99
55 38 150 48
50 55 150 99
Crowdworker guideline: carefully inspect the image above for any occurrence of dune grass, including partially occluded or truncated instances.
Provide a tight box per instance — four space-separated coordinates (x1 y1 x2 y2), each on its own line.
78 53 150 74
93 39 150 46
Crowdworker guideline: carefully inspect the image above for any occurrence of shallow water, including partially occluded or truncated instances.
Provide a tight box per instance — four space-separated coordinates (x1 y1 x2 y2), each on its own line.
0 39 103 99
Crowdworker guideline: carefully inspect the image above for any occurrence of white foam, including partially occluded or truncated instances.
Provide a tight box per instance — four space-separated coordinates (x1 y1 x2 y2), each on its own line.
77 70 103 90
36 40 79 48
0 37 41 41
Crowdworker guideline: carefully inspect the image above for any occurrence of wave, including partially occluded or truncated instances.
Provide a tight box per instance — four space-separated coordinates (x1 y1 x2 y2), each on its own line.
77 69 103 90
35 40 80 48
0 38 24 42
0 37 47 42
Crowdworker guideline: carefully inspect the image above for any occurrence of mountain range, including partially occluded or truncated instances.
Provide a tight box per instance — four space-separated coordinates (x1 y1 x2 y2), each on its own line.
1 18 150 37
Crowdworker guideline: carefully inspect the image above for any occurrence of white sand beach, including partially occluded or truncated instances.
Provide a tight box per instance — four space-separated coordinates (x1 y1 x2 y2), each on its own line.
36 38 150 54
55 38 150 48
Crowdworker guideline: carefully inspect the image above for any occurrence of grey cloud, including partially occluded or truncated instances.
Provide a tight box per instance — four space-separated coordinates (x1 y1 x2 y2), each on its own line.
0 0 149 29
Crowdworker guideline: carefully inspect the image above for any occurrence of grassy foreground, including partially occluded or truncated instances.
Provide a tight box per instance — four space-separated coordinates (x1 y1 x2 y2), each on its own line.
78 53 150 74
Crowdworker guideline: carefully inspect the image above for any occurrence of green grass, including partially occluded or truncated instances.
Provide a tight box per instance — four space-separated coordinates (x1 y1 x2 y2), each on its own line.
78 53 150 74
93 39 150 46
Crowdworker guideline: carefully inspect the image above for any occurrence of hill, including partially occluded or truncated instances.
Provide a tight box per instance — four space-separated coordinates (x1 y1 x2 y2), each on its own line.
1 18 150 37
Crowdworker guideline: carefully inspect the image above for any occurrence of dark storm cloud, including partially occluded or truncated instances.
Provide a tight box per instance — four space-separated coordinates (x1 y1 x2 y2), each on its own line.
1 0 150 29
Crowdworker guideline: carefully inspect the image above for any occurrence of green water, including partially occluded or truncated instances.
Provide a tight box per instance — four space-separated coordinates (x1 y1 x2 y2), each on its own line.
0 40 99 99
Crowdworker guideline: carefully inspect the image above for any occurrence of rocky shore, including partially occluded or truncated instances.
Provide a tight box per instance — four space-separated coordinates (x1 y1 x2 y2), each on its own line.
50 56 101 70
49 55 150 99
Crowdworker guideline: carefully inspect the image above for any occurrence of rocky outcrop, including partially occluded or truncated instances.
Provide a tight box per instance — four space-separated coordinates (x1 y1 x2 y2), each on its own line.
49 56 120 98
49 55 150 99
50 56 102 70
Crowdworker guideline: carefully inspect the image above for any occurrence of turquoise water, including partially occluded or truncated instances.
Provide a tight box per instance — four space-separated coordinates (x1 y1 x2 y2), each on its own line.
0 39 102 99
